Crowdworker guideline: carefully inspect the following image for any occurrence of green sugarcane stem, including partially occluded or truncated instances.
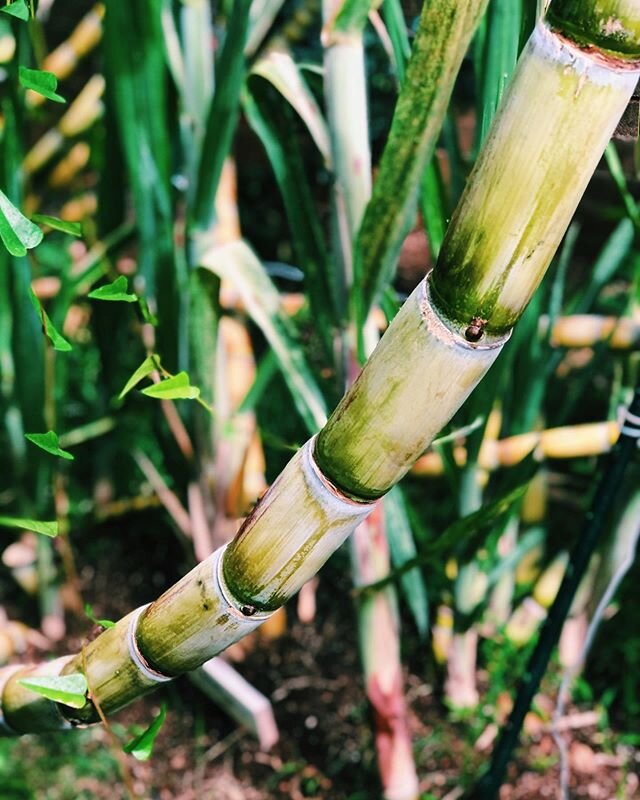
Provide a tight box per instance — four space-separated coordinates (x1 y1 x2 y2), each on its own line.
430 19 639 336
323 6 419 795
546 0 640 59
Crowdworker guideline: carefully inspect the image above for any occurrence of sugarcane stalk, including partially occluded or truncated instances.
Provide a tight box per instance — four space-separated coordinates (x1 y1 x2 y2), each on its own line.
412 419 621 476
323 4 419 796
2 0 638 741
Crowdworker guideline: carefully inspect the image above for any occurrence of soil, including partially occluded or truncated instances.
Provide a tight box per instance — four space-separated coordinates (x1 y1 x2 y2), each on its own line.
4 512 638 800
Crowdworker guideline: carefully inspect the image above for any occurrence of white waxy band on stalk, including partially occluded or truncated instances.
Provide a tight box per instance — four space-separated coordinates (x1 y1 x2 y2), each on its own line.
127 605 173 684
213 544 274 623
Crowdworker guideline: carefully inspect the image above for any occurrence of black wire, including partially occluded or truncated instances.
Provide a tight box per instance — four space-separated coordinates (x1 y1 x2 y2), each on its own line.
466 383 640 800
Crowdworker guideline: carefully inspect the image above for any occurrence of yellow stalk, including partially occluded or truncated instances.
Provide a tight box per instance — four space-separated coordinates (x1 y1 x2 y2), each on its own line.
27 4 105 109
24 76 105 175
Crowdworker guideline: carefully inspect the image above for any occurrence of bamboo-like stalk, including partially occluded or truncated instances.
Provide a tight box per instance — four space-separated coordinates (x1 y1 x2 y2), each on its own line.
323 4 419 796
430 22 638 337
2 0 639 741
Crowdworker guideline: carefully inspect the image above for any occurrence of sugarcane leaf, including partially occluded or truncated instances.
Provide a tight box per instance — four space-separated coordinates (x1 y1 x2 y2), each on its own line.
357 484 528 595
246 0 287 56
32 214 82 237
251 48 331 165
332 0 379 35
243 78 339 351
18 67 66 103
18 674 88 709
141 372 200 401
25 431 74 461
0 0 29 21
84 603 115 630
0 190 43 257
123 703 167 760
88 275 137 303
384 487 429 638
118 355 160 399
382 0 411 83
200 241 327 434
476 0 522 146
354 0 489 322
28 288 72 352
0 516 58 537
193 0 251 229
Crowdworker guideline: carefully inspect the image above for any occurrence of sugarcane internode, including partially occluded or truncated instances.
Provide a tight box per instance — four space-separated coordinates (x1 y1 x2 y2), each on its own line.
546 0 640 60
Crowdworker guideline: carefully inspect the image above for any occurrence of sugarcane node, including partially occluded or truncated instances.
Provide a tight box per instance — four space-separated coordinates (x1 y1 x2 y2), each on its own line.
464 317 487 343
240 604 258 617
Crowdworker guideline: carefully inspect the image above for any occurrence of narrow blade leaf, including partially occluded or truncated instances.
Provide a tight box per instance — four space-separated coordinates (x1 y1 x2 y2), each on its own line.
251 48 331 164
0 516 58 537
25 430 74 460
32 214 82 237
18 674 87 709
384 487 429 637
200 241 327 433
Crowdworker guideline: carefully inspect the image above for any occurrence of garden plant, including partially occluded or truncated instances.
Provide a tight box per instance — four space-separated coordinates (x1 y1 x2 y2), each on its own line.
0 0 639 798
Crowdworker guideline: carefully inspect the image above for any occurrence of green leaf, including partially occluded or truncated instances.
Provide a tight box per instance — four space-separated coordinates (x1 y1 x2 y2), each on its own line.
0 516 58 537
24 430 74 460
0 190 43 257
354 0 489 322
118 355 160 400
357 484 528 595
245 60 338 352
384 487 429 638
84 603 115 630
331 0 375 35
200 242 327 434
18 67 66 103
18 674 88 709
141 372 200 401
123 704 167 760
476 0 522 146
251 49 331 164
0 0 29 21
193 0 251 229
32 214 82 237
137 296 158 326
28 288 72 352
88 275 137 303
